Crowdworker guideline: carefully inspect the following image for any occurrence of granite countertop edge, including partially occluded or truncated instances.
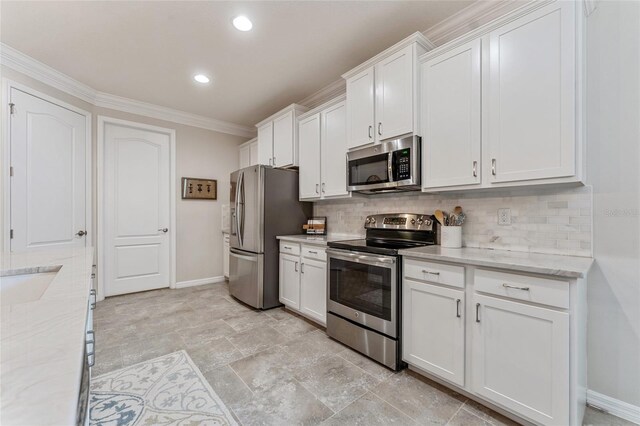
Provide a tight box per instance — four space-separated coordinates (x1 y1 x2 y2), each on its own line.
398 246 593 279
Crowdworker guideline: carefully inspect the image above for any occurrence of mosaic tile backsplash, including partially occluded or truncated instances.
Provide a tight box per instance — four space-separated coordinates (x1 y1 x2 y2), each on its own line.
314 185 593 257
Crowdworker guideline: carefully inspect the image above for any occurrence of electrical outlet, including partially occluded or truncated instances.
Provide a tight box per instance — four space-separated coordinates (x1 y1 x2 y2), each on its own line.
497 208 511 225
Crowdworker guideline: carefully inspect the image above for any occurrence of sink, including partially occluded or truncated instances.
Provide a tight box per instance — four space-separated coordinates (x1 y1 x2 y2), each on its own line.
0 266 61 306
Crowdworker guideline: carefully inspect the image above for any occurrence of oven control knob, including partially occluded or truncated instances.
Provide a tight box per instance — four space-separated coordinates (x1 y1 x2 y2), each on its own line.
417 218 424 225
370 218 376 224
354 311 360 318
366 218 371 224
410 218 416 225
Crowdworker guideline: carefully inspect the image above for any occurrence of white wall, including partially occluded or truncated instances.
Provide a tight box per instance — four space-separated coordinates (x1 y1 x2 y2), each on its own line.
585 0 640 408
1 65 246 284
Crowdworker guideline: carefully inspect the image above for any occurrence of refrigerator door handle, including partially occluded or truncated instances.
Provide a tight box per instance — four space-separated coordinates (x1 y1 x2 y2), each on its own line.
230 247 257 262
237 171 244 247
239 171 246 246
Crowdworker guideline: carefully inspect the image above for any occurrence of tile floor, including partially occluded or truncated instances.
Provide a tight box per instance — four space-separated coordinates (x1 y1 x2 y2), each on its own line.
94 282 633 426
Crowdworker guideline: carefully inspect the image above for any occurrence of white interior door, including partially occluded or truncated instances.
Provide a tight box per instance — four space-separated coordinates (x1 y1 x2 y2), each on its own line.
103 120 172 296
9 88 88 252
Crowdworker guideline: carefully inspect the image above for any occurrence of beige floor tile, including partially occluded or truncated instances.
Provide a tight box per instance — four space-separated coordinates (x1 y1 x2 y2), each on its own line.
337 348 395 381
227 325 289 356
232 379 333 426
371 370 466 424
185 337 245 372
322 392 416 425
229 346 293 392
294 354 380 412
269 314 320 340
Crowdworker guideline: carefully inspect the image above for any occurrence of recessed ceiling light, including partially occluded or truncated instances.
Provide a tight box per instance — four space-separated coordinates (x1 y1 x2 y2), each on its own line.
233 15 253 31
193 74 210 84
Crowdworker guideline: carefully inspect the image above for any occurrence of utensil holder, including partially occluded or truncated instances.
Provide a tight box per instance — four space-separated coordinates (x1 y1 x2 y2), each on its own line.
441 226 462 248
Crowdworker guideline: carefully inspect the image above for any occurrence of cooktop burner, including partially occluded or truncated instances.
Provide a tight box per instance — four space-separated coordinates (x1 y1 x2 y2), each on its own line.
327 213 438 256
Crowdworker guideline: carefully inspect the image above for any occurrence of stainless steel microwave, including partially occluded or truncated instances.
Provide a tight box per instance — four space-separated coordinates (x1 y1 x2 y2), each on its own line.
346 135 421 194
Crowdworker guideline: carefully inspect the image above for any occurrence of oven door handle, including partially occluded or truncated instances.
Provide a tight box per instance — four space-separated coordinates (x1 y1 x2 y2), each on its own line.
326 248 396 265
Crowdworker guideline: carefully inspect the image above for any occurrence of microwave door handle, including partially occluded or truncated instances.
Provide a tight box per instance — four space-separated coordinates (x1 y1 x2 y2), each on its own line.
388 152 394 182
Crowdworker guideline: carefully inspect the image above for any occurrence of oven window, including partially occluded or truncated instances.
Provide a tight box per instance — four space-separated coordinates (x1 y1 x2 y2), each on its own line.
329 258 392 321
348 153 390 186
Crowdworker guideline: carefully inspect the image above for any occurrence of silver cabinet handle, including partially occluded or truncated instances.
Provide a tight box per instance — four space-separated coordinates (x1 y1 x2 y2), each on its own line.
301 263 305 273
283 246 292 250
476 303 481 323
294 261 298 272
502 283 530 291
322 183 326 193
456 299 461 318
76 230 87 237
378 122 382 136
422 270 440 276
491 159 497 176
368 125 373 139
158 228 168 233
473 161 478 178
308 250 318 254
315 184 319 194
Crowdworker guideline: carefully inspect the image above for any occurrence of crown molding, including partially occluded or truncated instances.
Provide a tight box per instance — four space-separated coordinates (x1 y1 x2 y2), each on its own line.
298 79 346 110
255 103 310 128
423 0 528 46
298 93 346 121
0 43 256 138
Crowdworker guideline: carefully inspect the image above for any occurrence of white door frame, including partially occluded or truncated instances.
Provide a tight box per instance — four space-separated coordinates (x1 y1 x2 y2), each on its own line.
97 116 176 301
1 79 92 252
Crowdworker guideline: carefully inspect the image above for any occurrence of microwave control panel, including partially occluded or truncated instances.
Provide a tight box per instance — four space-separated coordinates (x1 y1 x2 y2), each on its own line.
394 149 411 180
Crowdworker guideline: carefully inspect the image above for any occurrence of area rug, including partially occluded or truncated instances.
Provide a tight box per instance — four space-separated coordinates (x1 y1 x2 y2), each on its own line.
89 350 238 425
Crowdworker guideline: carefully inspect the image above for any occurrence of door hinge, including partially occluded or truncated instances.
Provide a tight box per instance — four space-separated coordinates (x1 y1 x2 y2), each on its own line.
9 166 13 177
10 229 14 239
9 103 15 115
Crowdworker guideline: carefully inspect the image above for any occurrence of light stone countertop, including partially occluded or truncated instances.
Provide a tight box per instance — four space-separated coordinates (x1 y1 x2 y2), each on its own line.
276 234 361 247
1 247 94 425
399 246 593 278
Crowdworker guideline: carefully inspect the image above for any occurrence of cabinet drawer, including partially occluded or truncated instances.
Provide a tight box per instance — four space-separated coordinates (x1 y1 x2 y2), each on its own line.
474 269 569 309
279 241 300 255
301 245 326 261
404 258 465 289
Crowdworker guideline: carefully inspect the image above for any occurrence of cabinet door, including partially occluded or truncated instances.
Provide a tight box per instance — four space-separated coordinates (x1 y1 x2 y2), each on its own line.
375 45 415 141
273 111 295 167
239 144 251 169
249 141 258 166
298 113 321 200
300 258 327 325
321 101 349 198
422 39 481 189
257 122 273 166
488 1 576 183
403 279 465 386
279 253 300 309
472 294 569 425
346 66 375 149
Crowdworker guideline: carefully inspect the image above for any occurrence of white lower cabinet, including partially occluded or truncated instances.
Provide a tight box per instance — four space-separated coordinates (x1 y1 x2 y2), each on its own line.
278 242 327 326
403 279 465 386
403 257 585 426
472 294 569 425
279 253 300 310
300 258 327 325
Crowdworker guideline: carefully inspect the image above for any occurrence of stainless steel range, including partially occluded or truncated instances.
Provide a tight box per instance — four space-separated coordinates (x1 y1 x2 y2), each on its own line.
326 213 437 370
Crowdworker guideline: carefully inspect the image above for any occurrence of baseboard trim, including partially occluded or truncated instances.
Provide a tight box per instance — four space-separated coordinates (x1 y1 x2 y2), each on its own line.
587 390 640 424
175 276 226 289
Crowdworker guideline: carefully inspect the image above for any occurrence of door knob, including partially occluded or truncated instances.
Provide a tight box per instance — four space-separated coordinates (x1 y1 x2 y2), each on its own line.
76 230 87 237
158 228 168 233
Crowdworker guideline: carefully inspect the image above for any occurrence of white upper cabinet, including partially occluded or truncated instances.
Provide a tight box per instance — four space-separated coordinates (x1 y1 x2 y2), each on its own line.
297 96 350 201
321 101 349 198
375 45 416 141
257 122 273 166
298 113 321 199
346 67 375 149
256 104 309 168
343 33 432 149
421 39 481 189
273 110 295 167
487 1 576 183
239 138 258 169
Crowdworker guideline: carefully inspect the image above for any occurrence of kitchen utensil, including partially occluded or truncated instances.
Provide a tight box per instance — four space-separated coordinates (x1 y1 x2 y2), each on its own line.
456 212 466 226
435 210 445 226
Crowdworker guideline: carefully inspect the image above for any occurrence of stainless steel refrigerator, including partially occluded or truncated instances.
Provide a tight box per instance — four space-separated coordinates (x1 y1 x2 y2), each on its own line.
229 165 312 309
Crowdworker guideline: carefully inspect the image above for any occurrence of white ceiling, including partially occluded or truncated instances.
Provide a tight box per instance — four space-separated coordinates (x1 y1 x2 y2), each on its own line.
0 1 474 128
